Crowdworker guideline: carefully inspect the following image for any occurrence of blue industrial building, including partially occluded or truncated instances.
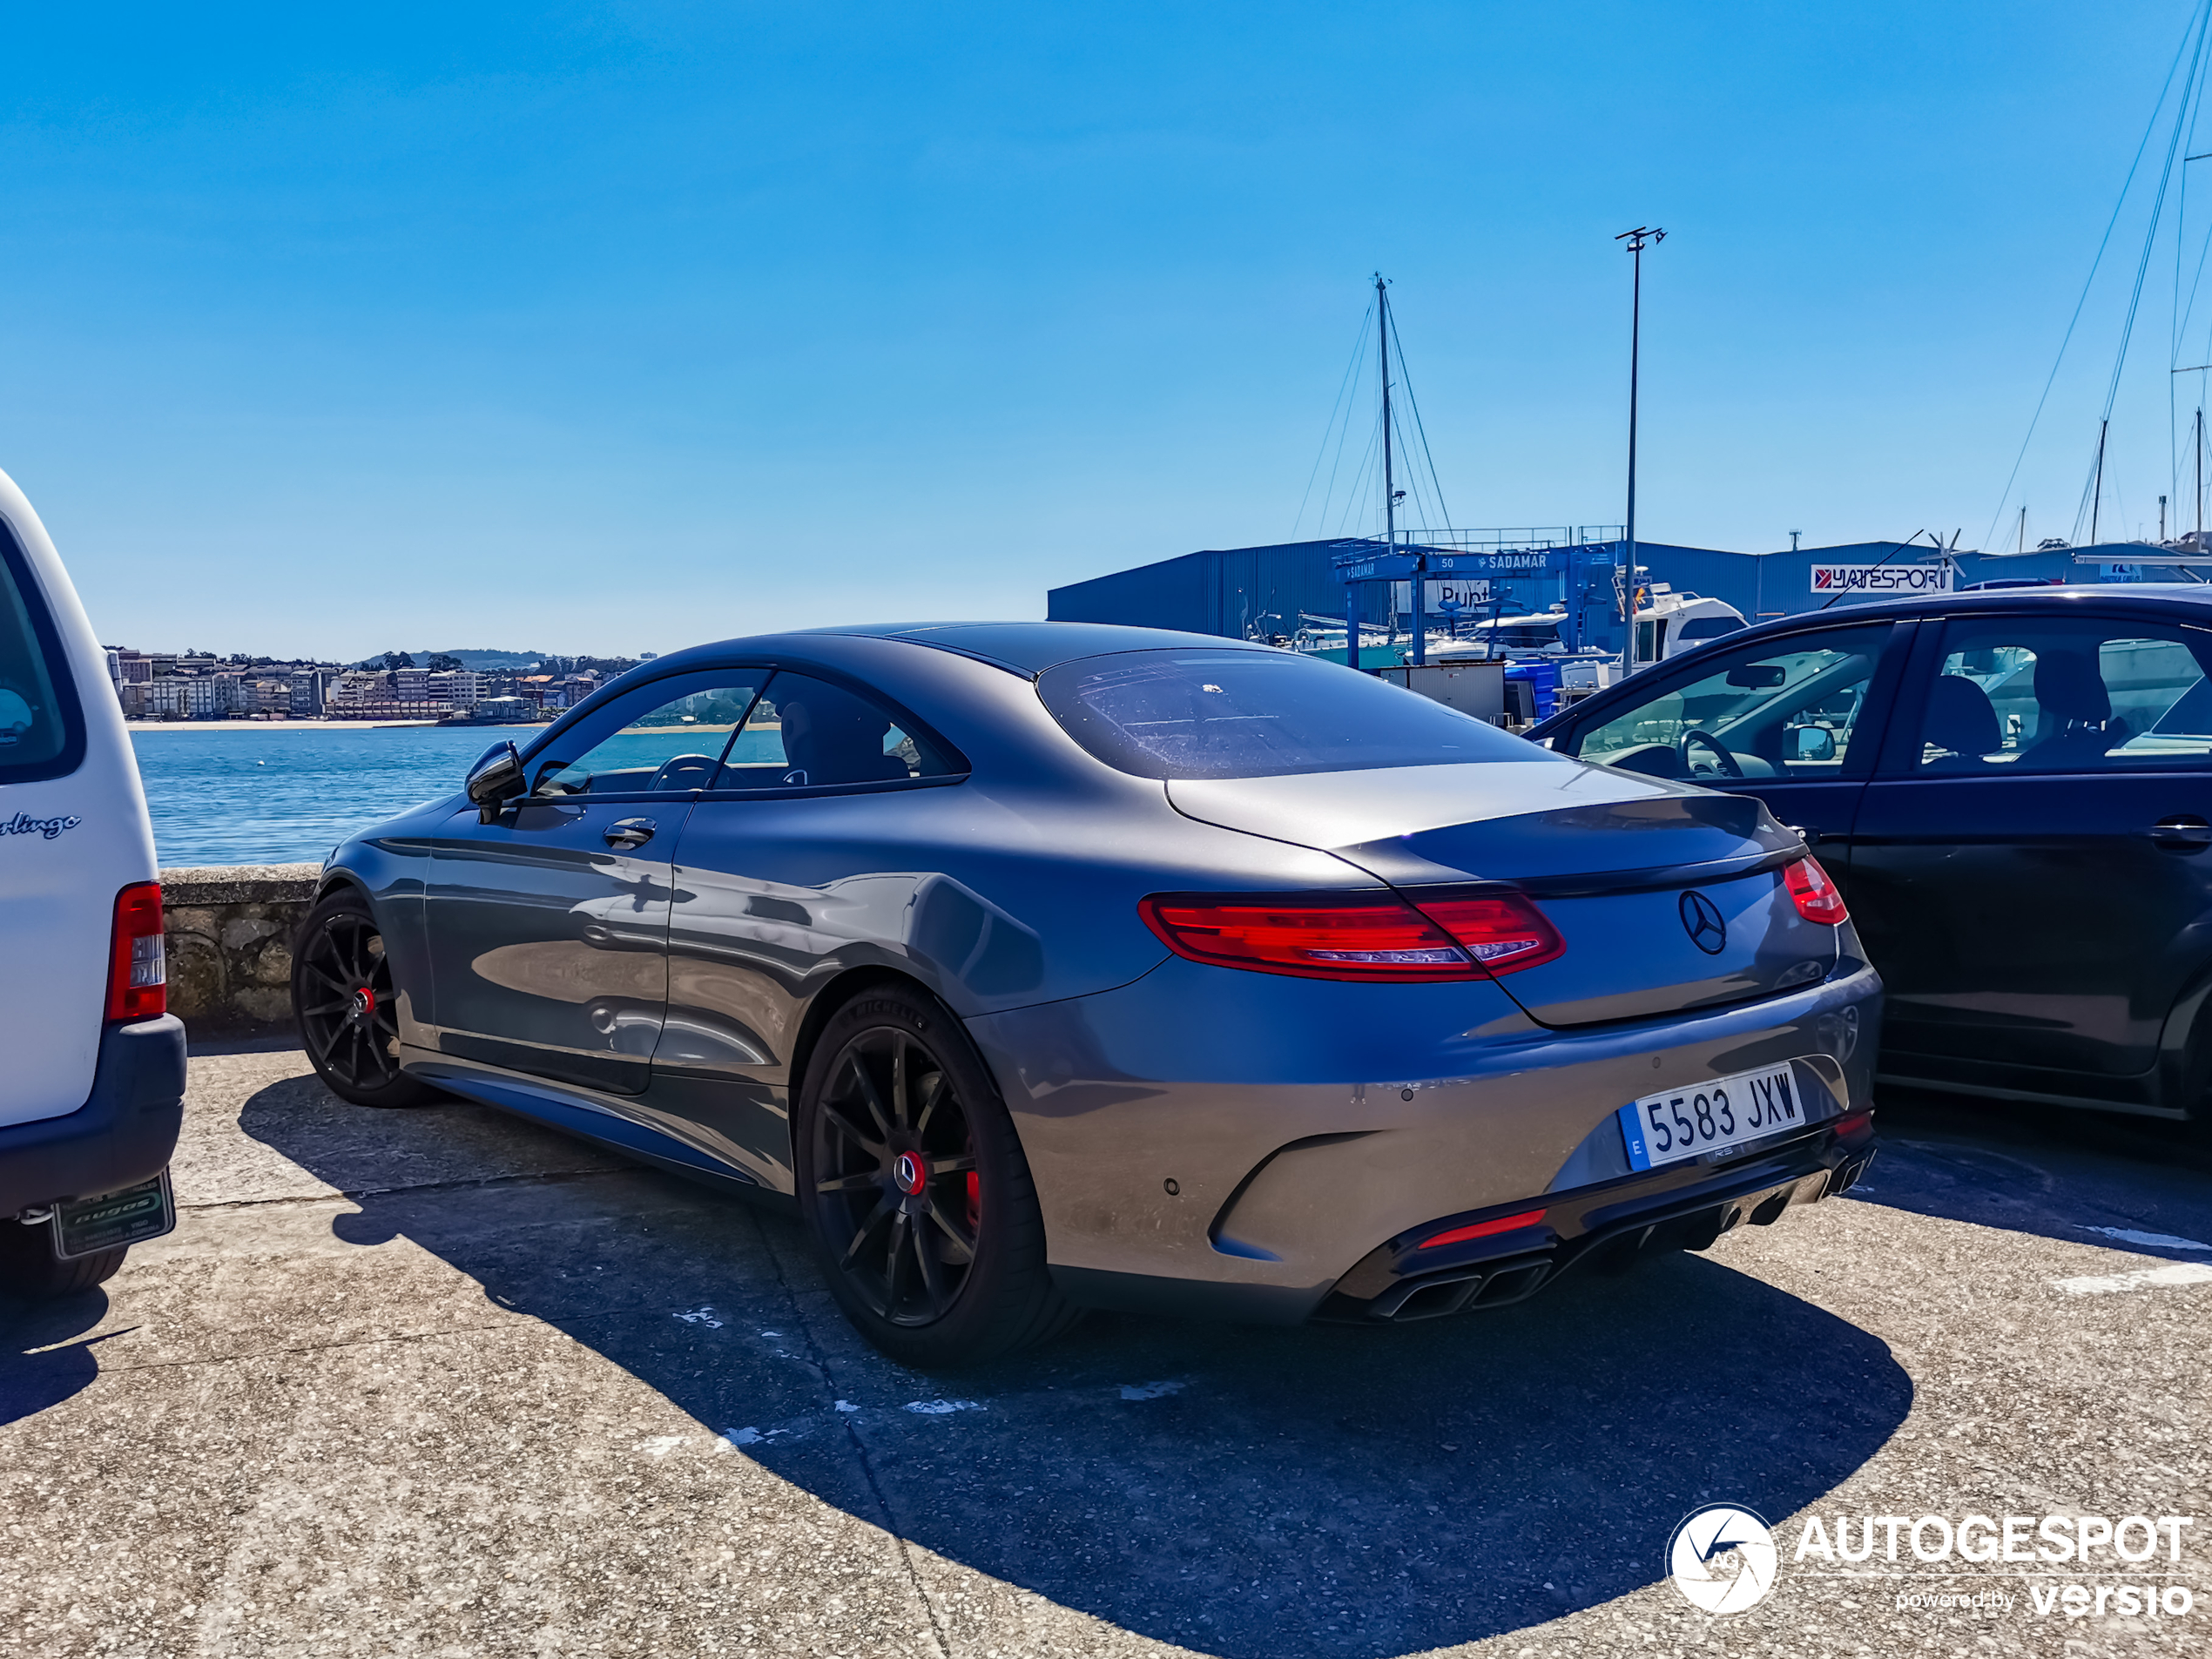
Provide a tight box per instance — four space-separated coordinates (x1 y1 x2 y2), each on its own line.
1047 535 2185 649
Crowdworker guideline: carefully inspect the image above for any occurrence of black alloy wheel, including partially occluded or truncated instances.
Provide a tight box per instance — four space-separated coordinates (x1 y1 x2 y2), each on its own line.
291 892 435 1109
796 983 1077 1367
812 1027 981 1325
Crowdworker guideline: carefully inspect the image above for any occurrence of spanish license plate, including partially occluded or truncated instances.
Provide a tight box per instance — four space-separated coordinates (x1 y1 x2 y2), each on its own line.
1617 1063 1808 1172
51 1171 175 1259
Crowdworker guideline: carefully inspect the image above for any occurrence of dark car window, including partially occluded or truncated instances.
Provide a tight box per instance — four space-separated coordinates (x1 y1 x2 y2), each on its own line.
1035 648 1546 779
1568 624 1890 781
710 671 960 791
1911 616 2212 773
0 525 84 784
530 671 770 796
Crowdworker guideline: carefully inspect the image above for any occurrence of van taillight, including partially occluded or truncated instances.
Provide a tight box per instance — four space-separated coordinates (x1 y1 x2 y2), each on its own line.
1137 888 1563 981
106 881 166 1021
1784 857 1850 926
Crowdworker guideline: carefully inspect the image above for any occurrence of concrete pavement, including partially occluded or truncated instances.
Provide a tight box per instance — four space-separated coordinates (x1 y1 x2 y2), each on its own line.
3 1046 2209 1657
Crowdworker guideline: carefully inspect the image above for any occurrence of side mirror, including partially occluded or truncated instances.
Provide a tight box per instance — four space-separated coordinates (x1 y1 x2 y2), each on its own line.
1791 725 1838 762
466 741 525 822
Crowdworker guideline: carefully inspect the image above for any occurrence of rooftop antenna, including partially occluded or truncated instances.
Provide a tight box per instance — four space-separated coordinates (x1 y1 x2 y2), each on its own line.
1616 226 1666 668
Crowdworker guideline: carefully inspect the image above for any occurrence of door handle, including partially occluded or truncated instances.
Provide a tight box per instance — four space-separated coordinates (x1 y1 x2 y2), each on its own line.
1785 825 1823 846
604 817 658 850
2149 815 2212 853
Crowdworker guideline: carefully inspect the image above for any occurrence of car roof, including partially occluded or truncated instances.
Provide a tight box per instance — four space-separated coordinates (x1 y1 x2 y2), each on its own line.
1525 581 2212 739
786 621 1272 675
1768 582 2212 625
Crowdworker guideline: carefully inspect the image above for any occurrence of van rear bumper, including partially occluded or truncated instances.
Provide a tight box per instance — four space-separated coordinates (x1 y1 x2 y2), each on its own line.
0 1016 186 1217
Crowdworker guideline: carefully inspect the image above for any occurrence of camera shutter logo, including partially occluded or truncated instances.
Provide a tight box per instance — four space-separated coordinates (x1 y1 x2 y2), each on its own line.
1667 1504 1779 1614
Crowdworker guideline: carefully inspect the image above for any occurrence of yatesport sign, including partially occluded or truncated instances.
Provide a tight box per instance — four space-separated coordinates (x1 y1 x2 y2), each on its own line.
1811 563 1952 595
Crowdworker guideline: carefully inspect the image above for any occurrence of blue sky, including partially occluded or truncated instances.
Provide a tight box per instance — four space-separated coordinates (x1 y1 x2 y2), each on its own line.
0 2 2202 658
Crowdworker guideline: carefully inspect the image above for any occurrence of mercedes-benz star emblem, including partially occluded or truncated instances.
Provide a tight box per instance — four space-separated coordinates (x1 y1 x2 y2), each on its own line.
1679 890 1728 954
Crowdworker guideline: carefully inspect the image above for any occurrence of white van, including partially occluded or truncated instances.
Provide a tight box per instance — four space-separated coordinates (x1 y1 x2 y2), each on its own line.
0 468 184 1299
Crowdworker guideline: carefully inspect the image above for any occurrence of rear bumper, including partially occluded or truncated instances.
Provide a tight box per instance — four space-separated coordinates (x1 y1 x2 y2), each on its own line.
974 954 1882 1322
1316 1114 1875 1321
1051 1117 1877 1325
0 1016 186 1217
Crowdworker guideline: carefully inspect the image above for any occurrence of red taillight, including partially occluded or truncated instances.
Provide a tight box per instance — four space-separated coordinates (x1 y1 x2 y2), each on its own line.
1784 857 1849 926
105 881 166 1021
1139 893 1476 981
1420 1208 1548 1250
1406 891 1567 975
1139 888 1566 982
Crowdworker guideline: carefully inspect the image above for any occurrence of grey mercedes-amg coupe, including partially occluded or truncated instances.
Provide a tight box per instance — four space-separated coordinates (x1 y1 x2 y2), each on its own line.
292 622 1881 1366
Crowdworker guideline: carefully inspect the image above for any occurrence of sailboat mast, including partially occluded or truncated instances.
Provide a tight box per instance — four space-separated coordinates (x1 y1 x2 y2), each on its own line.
2092 419 2108 545
1378 274 1393 562
2196 407 2204 540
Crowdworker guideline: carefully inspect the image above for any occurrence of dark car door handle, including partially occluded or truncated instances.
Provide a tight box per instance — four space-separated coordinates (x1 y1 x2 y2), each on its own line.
2149 816 2212 853
1785 825 1823 845
604 817 657 850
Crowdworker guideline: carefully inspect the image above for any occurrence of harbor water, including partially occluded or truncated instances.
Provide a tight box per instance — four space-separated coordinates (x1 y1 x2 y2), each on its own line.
128 724 786 867
128 725 518 866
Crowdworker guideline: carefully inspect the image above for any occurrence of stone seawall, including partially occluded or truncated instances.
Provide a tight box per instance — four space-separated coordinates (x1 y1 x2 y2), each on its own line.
161 864 323 1032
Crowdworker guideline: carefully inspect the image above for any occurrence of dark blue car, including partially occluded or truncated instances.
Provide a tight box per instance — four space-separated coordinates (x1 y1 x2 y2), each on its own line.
1529 584 2212 1124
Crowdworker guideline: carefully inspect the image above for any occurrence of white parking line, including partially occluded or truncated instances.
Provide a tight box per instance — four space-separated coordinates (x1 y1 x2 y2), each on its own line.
2077 1224 2212 1251
2054 1263 2212 1296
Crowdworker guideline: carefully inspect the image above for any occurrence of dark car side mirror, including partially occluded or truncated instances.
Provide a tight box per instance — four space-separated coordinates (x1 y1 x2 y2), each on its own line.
466 741 525 822
1791 725 1838 763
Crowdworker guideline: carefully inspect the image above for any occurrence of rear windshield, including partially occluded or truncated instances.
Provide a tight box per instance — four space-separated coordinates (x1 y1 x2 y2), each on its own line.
1035 648 1550 779
0 525 82 785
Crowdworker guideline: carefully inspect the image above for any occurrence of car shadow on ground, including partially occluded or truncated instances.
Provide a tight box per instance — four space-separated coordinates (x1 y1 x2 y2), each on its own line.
233 1077 1912 1659
0 1289 118 1426
1847 1086 2212 1264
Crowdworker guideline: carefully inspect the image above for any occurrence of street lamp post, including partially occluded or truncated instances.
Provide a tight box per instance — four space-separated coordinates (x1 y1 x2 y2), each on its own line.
1616 226 1665 674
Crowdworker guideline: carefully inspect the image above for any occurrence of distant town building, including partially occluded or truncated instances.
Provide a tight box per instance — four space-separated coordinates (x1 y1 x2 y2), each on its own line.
101 648 581 721
138 676 238 718
425 669 481 710
290 669 336 715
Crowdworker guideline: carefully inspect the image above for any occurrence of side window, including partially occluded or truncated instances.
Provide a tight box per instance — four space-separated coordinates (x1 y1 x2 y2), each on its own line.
1570 625 1891 781
530 673 769 796
0 529 82 782
1913 617 2212 773
711 671 956 791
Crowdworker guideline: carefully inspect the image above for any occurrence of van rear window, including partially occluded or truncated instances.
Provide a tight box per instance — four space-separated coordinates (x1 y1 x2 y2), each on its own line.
1035 648 1551 779
0 525 84 784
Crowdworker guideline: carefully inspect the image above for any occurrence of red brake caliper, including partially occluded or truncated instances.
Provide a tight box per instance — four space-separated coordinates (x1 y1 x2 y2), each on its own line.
965 1169 981 1233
